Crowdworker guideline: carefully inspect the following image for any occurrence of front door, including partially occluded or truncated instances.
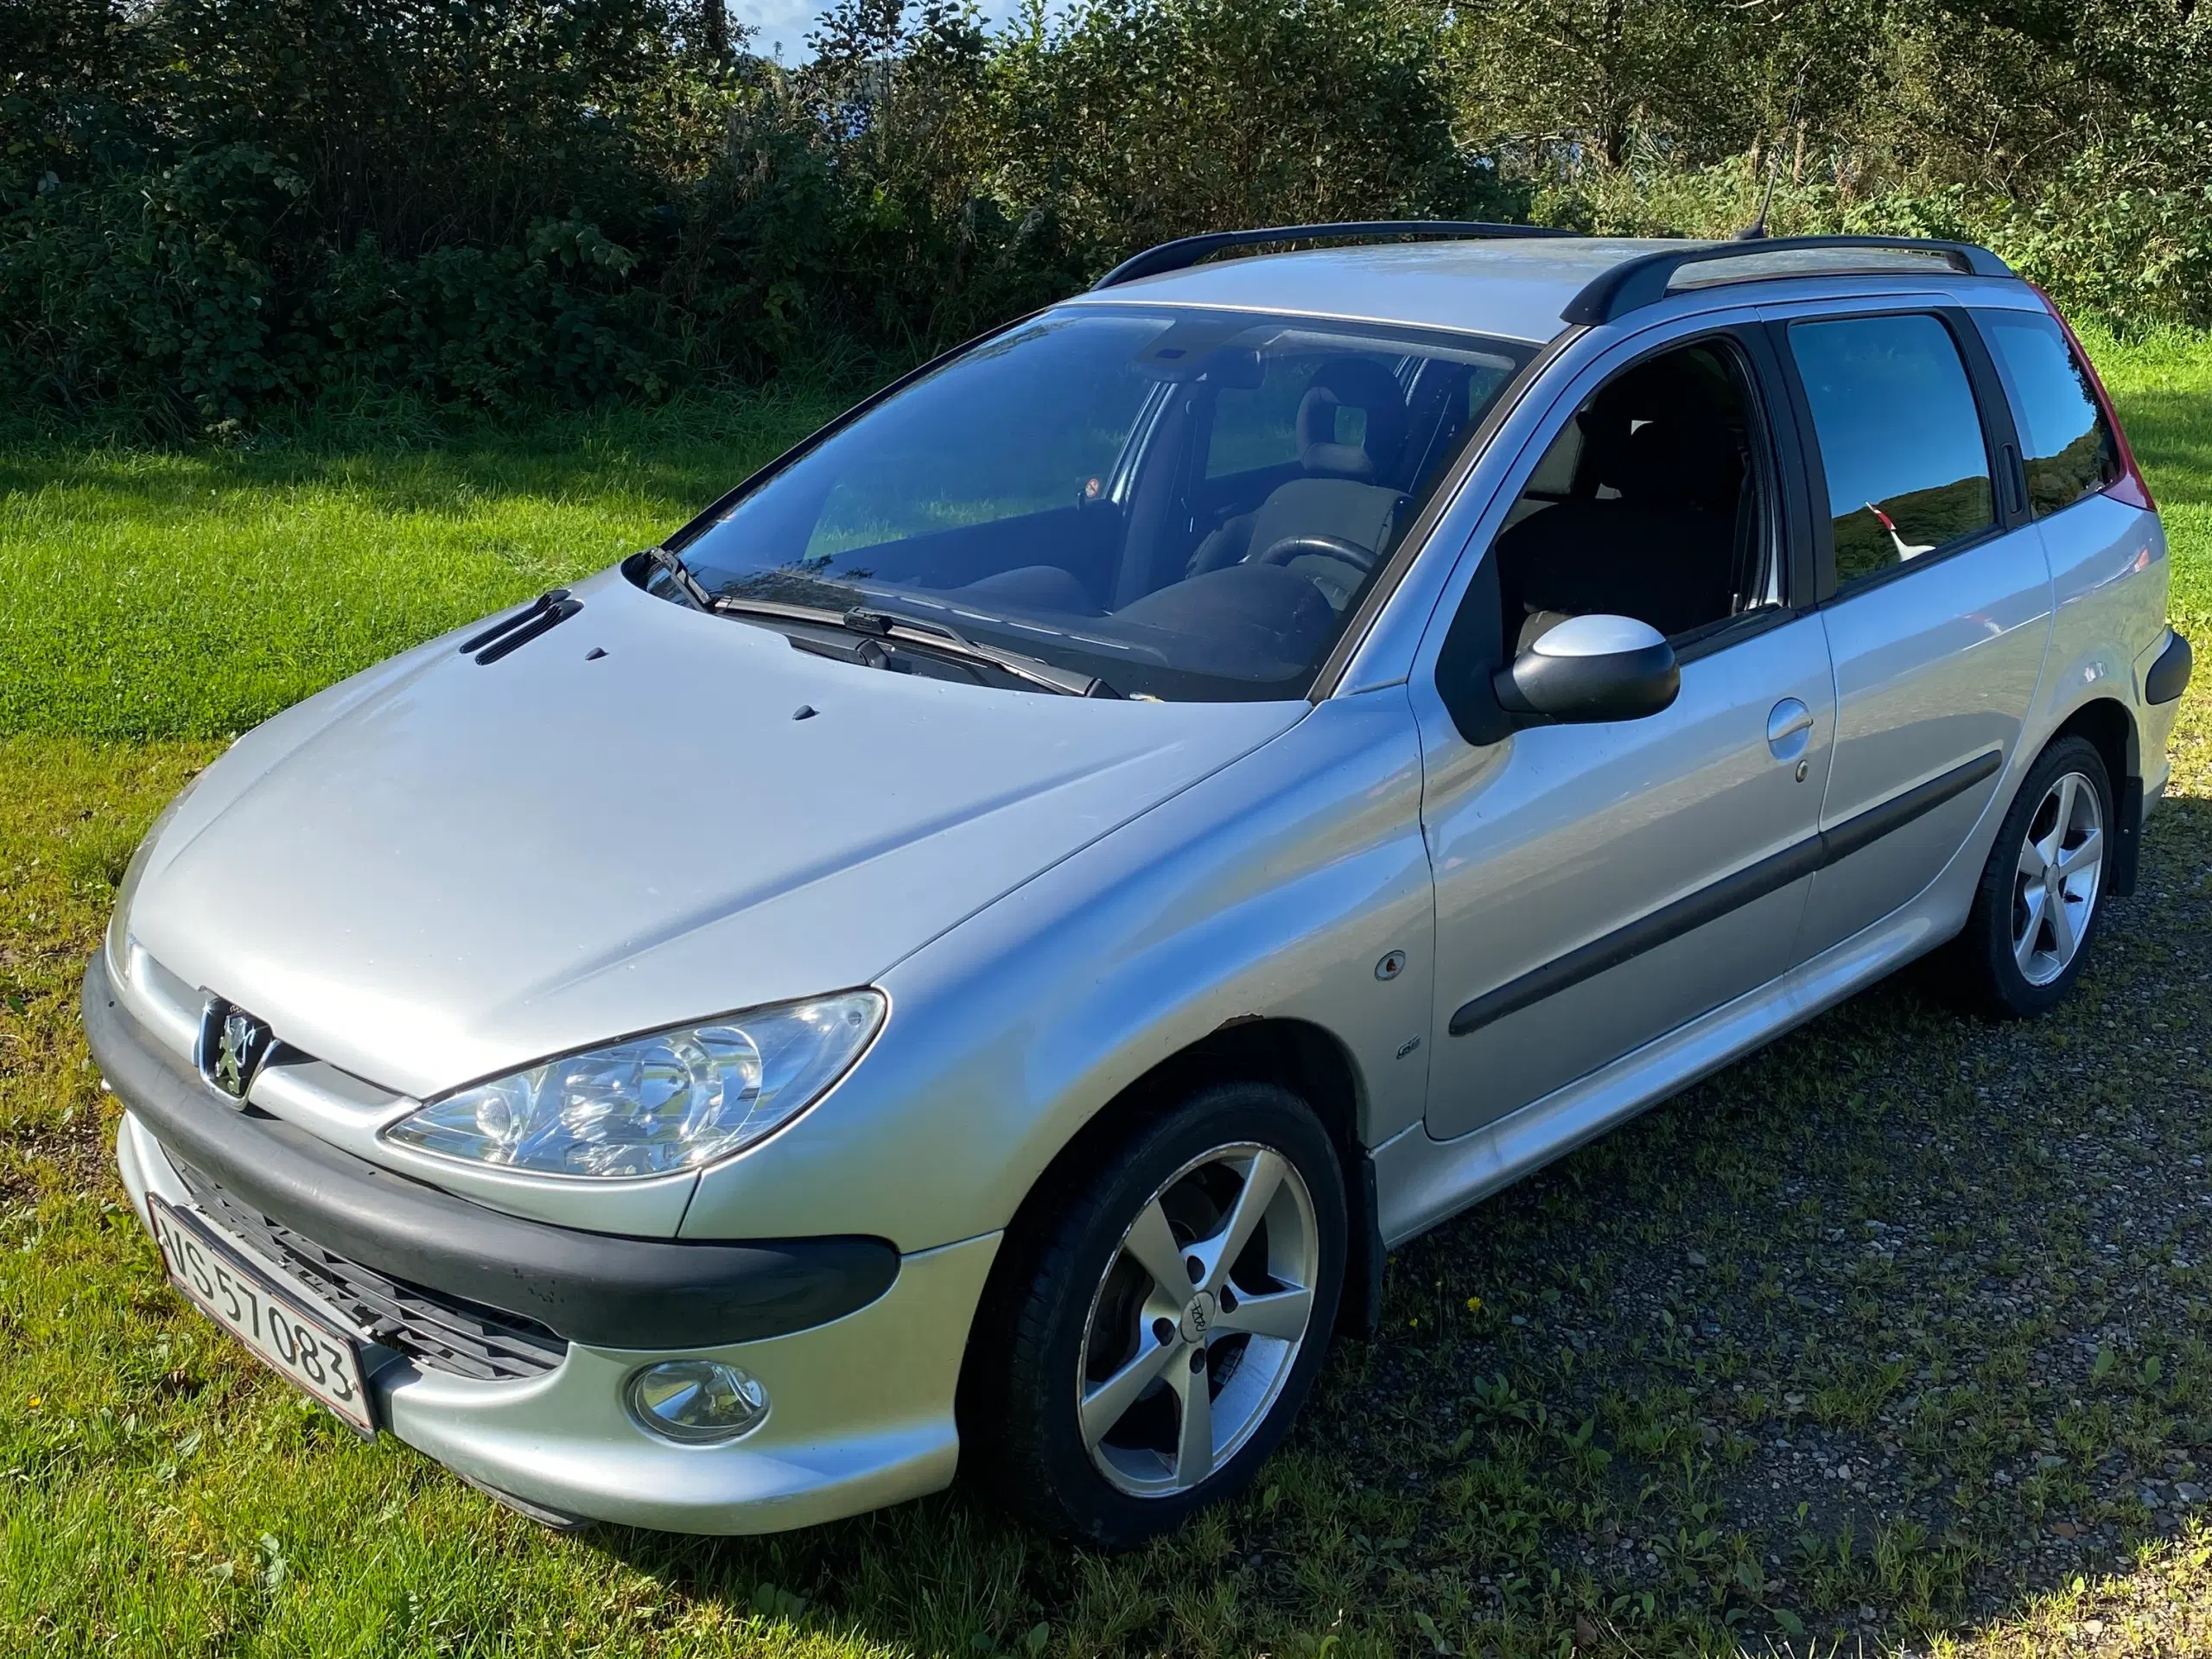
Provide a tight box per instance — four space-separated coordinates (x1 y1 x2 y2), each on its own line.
1413 326 1836 1141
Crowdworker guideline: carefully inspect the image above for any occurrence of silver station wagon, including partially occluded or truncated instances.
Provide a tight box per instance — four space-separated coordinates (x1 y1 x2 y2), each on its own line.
89 226 2191 1548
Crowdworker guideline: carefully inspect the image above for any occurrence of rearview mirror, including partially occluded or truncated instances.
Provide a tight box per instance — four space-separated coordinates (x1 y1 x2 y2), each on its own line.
1492 613 1680 723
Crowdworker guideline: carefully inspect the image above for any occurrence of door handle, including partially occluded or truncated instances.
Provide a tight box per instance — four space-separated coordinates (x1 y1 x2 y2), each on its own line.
1767 698 1815 762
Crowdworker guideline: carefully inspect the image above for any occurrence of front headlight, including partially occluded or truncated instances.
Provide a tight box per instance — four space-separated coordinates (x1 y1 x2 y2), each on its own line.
383 991 885 1179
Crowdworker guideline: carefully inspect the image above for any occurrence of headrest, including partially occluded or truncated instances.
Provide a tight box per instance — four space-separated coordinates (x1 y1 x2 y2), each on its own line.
1580 365 1738 508
1295 357 1408 482
1614 420 1737 506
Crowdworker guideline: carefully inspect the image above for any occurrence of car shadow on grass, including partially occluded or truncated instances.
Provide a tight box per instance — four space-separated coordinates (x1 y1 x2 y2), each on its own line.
578 793 2212 1656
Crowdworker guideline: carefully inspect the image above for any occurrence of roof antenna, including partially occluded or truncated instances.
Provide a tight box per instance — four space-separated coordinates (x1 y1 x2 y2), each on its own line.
1733 157 1777 241
1736 63 1806 241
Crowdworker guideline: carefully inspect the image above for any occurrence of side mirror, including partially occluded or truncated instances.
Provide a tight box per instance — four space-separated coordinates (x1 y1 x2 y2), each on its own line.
1492 613 1680 723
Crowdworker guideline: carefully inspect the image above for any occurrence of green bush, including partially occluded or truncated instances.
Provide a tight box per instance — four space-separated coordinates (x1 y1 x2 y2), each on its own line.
1531 138 2212 334
0 148 303 418
0 0 1509 429
3 0 2208 432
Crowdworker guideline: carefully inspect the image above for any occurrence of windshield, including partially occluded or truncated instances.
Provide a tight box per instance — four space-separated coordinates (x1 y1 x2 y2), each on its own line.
662 305 1532 701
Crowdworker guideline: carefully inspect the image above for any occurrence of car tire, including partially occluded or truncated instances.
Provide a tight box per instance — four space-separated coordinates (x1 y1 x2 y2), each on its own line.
964 1081 1346 1549
1946 734 2113 1020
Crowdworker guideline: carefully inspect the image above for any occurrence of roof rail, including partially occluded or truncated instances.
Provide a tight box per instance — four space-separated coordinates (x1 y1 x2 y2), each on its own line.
1561 235 2014 325
1091 220 1575 290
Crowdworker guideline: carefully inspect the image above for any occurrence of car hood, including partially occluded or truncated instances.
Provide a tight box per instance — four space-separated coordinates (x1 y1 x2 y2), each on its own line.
125 568 1304 1099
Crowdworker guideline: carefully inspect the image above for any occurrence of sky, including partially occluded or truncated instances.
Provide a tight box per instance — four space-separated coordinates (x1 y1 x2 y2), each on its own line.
733 0 1040 61
730 0 830 61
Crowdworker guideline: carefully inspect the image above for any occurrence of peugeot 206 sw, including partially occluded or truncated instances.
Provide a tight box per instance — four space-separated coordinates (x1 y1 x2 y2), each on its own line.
89 225 2192 1548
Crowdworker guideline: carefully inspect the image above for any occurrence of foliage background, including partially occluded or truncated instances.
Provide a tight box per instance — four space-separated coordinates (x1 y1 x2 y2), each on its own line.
5 0 2209 433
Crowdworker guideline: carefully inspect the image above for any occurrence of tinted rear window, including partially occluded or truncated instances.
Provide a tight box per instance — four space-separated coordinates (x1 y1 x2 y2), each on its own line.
1789 314 1995 588
1979 310 2122 517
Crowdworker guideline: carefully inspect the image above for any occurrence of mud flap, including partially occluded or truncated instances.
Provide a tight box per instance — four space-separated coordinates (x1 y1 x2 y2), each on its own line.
1339 1152 1386 1339
2110 775 2143 898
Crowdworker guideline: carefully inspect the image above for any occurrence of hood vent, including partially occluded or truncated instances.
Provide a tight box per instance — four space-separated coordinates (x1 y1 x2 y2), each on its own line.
461 590 582 665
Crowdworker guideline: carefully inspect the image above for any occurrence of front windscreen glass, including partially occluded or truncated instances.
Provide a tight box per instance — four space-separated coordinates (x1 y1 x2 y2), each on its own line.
664 306 1532 700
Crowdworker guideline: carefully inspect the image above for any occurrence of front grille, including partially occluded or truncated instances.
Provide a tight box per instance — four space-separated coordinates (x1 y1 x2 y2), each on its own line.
170 1158 569 1382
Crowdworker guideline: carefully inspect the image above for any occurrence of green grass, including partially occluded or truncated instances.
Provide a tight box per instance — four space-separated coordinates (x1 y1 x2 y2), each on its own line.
4 341 2212 1656
0 388 842 739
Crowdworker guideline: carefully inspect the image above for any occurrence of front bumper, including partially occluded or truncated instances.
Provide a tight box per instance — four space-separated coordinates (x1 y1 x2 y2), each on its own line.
92 957 1001 1534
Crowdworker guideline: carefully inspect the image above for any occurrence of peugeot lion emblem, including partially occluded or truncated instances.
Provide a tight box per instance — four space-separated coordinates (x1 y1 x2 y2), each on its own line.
197 998 275 1102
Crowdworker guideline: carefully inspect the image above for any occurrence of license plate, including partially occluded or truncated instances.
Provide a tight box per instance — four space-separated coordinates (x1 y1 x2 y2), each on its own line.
147 1194 378 1436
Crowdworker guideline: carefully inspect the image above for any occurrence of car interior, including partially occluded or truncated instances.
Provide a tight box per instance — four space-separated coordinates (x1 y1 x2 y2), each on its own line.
741 330 1527 690
836 336 1776 688
1491 341 1777 657
906 349 1500 632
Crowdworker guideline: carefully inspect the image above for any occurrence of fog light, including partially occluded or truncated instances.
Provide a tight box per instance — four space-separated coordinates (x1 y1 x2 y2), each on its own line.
625 1360 769 1444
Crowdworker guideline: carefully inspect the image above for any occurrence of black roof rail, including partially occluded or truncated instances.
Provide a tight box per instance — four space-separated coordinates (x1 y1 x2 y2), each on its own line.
1561 235 2015 325
1091 220 1575 290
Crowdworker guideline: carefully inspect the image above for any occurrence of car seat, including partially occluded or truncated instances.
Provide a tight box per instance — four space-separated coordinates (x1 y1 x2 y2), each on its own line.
1494 359 1745 649
1188 357 1414 584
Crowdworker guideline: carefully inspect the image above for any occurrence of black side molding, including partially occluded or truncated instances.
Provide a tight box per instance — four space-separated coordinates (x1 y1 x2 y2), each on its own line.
1450 750 2003 1037
1816 748 2002 863
83 955 899 1348
2147 628 2193 705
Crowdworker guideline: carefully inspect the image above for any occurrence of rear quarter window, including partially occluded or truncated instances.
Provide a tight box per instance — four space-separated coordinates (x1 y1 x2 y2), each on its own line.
1788 313 1996 588
1977 309 2123 517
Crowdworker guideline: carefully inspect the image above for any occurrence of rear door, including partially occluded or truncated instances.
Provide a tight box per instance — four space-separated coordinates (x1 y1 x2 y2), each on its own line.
1771 302 2054 959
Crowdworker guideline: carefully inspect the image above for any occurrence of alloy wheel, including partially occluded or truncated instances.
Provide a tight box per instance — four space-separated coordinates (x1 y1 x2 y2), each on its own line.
1075 1141 1320 1497
2011 768 2103 987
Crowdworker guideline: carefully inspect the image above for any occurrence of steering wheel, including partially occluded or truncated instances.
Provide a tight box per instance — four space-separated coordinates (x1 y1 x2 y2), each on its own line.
1253 532 1378 573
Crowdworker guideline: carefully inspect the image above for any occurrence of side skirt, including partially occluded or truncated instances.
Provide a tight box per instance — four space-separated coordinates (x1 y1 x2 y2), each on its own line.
1372 892 1961 1249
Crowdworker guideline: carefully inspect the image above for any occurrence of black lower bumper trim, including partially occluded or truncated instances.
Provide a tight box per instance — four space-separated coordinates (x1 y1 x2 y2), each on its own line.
84 954 899 1349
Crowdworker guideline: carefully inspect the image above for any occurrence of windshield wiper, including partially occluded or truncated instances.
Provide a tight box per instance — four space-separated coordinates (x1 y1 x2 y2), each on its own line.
645 545 715 610
840 607 1123 698
712 596 1120 698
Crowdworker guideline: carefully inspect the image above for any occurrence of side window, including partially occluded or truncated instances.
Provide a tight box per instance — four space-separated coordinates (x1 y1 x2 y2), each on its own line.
1979 310 2122 517
1788 315 1995 588
1490 339 1778 653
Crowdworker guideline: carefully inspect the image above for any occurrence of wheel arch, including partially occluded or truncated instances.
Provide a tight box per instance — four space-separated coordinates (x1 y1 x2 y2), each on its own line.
1039 1016 1374 1323
2047 694 2138 789
2042 695 2141 895
954 1017 1381 1452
